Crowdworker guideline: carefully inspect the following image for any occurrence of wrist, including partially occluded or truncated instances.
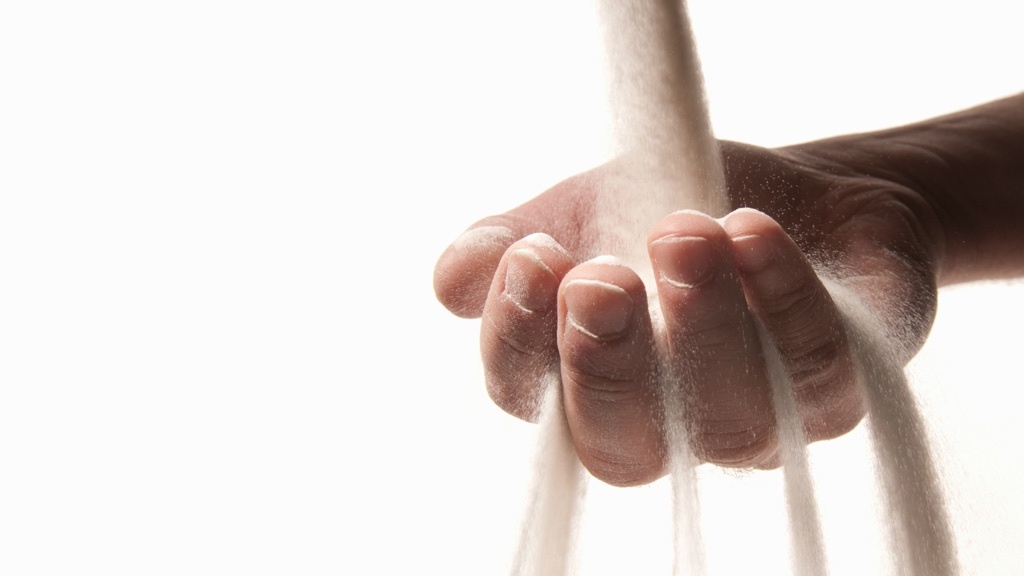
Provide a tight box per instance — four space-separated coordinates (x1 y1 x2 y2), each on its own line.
785 94 1024 286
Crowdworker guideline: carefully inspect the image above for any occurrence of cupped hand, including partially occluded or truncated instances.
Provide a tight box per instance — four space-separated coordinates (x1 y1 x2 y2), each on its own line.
433 140 943 486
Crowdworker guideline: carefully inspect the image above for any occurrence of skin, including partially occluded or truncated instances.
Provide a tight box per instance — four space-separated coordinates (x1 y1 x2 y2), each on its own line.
434 93 1024 487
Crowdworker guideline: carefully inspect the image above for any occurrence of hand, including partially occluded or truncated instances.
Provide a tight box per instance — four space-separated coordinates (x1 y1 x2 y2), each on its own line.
433 139 942 486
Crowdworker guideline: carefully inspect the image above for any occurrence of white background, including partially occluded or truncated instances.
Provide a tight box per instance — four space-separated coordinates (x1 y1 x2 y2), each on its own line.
1 1 1022 574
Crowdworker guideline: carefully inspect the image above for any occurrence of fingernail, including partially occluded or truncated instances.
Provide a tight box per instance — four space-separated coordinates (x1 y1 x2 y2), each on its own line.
563 279 634 340
504 249 557 312
731 234 773 273
650 236 716 288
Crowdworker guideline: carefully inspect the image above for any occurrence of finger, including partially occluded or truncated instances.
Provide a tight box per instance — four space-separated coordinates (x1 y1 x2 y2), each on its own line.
433 216 527 318
481 234 575 421
722 208 863 442
648 210 777 468
433 169 604 319
557 258 665 487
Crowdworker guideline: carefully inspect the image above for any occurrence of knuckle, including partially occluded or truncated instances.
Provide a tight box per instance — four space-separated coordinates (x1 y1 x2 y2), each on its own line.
788 334 844 375
560 339 648 399
760 276 823 324
680 315 752 359
492 317 552 357
689 321 741 351
481 317 558 421
693 419 778 468
564 357 641 394
562 353 653 417
563 370 646 413
578 445 664 487
789 339 854 408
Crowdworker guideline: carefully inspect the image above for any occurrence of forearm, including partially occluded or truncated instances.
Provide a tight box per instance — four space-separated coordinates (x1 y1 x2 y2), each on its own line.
790 93 1024 285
